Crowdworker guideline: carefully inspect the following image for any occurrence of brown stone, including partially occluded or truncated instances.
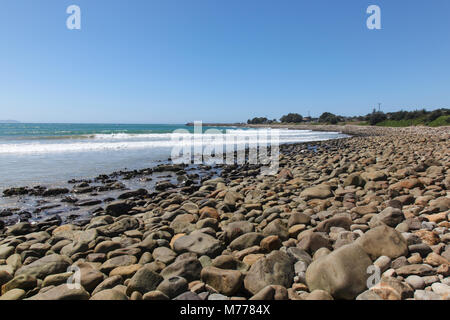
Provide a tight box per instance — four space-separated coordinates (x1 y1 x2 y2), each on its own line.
170 233 186 249
370 277 414 300
389 179 422 191
300 184 333 200
414 230 440 246
28 284 90 300
437 264 450 276
110 264 142 278
142 290 169 300
292 283 309 292
305 290 334 300
260 236 282 252
316 216 352 233
249 285 288 300
199 207 219 220
288 225 306 238
243 254 265 266
200 266 243 296
395 264 434 277
424 212 448 224
233 246 261 261
297 232 332 254
424 252 448 267
351 205 378 215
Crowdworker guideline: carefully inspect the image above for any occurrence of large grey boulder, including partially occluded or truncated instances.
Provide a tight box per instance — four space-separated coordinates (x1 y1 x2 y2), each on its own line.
244 250 294 295
201 266 243 296
300 184 333 200
369 207 404 228
105 200 134 217
297 232 332 254
99 255 138 274
0 288 26 300
173 232 223 258
223 221 254 242
90 289 128 300
229 233 264 251
27 284 90 300
97 217 139 237
6 222 33 236
2 274 37 294
15 254 72 279
0 246 14 260
316 216 352 233
126 266 163 295
60 241 89 258
305 243 372 300
356 225 408 260
343 174 366 187
160 257 202 282
156 276 189 299
262 219 289 241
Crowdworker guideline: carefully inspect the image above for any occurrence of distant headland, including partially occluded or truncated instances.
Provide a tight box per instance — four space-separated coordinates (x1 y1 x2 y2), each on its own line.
0 120 20 123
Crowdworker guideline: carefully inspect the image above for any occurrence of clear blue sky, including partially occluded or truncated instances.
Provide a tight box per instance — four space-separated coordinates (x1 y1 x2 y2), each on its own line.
1 0 449 123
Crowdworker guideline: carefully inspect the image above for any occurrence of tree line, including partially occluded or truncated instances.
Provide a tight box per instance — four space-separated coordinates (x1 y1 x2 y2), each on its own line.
247 112 346 124
367 108 450 125
247 108 450 126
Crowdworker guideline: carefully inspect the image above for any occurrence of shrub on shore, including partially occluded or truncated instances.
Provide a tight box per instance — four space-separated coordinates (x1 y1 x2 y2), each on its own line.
373 108 450 127
247 117 272 124
280 113 303 123
318 112 339 124
368 109 387 126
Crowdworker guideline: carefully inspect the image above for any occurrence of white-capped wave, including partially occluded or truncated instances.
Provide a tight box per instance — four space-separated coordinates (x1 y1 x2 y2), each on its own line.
0 130 343 155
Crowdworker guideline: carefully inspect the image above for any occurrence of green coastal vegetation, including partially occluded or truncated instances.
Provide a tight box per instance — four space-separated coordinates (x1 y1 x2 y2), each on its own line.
247 108 450 127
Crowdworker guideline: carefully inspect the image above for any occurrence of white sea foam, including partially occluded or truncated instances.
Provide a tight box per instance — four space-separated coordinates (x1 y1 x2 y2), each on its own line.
0 130 343 155
90 129 317 140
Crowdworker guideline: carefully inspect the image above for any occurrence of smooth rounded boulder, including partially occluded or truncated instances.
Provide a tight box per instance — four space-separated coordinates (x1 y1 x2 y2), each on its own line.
173 232 223 257
368 207 405 228
229 233 264 251
300 184 333 200
249 285 288 300
305 243 372 300
126 266 163 295
356 225 408 260
244 250 294 295
156 276 188 299
160 257 202 282
15 254 72 279
27 284 90 300
90 289 128 300
201 266 243 296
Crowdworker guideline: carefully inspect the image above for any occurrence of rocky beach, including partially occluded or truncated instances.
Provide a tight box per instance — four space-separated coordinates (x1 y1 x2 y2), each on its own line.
0 125 449 301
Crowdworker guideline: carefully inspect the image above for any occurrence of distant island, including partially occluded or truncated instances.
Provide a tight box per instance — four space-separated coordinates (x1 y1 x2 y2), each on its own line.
0 120 20 123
